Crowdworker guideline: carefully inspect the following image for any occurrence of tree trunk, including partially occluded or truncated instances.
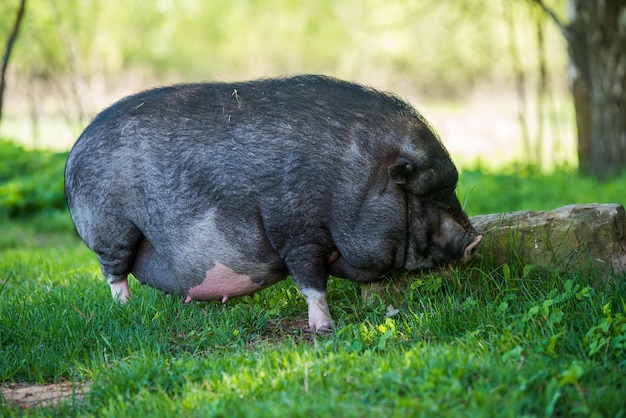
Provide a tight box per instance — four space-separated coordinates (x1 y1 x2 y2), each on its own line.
568 0 626 180
0 0 27 124
571 69 592 174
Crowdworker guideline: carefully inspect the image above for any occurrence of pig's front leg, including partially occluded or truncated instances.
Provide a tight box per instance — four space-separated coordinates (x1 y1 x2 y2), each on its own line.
301 288 335 334
285 244 335 334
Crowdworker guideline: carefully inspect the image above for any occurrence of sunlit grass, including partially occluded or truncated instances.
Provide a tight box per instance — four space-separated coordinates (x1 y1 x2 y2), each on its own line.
0 212 625 416
1 140 625 415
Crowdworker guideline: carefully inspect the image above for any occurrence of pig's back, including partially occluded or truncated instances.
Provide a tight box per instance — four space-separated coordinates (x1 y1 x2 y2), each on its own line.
67 75 413 209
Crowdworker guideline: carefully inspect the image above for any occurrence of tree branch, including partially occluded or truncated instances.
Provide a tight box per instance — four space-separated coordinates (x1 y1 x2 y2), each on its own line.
532 0 570 42
0 0 27 124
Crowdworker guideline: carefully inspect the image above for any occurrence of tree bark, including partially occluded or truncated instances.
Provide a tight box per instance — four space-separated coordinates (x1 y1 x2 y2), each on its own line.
535 0 626 180
0 0 27 124
568 0 626 180
469 203 626 273
571 71 592 173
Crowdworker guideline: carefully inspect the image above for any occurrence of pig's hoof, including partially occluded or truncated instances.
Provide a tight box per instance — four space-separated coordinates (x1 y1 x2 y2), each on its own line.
312 325 334 335
308 316 335 335
110 279 131 303
309 316 335 335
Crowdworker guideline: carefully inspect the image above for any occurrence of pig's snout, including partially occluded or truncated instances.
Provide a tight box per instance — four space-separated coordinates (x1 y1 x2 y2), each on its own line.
426 216 484 267
462 234 483 263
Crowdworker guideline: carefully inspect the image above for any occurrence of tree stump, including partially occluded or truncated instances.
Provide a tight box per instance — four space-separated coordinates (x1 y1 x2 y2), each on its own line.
361 203 626 304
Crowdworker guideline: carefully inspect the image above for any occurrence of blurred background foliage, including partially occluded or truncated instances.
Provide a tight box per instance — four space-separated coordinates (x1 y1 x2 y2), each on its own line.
1 0 567 90
0 0 570 151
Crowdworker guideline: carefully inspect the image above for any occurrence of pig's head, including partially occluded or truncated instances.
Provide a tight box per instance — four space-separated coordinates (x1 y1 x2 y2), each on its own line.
388 124 483 270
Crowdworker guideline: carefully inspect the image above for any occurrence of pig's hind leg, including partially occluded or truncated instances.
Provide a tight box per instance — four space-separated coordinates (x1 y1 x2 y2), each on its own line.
81 217 143 303
96 258 132 303
96 239 140 303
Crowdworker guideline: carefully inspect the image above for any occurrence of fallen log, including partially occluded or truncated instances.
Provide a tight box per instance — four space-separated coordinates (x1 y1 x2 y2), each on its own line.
362 203 626 304
470 203 626 272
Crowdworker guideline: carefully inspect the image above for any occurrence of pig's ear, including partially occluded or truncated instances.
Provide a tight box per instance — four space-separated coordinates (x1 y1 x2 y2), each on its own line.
388 157 416 185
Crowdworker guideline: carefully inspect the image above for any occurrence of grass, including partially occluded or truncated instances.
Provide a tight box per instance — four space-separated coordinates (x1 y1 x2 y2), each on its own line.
0 140 625 416
1 211 625 416
458 164 626 216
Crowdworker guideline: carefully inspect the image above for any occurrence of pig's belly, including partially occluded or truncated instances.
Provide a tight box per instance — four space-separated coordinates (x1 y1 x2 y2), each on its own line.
131 238 286 302
185 261 274 303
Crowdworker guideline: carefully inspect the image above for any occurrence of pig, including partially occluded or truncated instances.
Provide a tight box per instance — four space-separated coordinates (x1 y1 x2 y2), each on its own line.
64 74 482 334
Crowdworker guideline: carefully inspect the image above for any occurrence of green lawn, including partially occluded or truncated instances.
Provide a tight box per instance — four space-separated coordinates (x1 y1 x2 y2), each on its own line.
0 140 625 416
1 211 624 416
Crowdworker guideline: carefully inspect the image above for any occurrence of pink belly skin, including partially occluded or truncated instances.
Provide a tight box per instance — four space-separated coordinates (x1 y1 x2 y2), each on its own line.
185 262 264 303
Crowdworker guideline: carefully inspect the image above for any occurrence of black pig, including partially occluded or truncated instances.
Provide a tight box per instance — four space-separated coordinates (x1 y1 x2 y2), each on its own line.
65 75 482 333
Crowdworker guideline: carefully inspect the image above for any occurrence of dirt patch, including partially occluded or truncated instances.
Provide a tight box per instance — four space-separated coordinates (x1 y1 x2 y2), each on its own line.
246 315 319 350
1 382 91 409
